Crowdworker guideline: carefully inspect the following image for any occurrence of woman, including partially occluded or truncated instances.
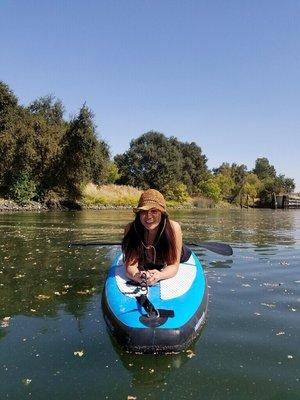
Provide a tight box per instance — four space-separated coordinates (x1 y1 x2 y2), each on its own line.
122 189 187 285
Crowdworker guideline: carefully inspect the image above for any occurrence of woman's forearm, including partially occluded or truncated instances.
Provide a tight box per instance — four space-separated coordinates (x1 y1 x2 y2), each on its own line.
126 264 140 281
159 263 179 280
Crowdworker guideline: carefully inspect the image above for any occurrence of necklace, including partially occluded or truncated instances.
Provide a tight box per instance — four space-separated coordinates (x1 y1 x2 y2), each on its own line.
133 217 167 264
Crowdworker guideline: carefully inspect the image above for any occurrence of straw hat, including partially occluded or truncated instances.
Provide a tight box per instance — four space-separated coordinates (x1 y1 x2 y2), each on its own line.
133 189 167 214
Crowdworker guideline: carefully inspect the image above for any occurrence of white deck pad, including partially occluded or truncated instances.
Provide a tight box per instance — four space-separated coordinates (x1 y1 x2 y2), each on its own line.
160 255 196 300
115 254 197 300
115 260 145 298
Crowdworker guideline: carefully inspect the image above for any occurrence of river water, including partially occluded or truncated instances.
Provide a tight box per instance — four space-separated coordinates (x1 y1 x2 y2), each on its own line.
0 209 299 400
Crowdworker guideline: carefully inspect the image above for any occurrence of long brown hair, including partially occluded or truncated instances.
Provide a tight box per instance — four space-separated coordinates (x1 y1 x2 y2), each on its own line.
122 213 177 266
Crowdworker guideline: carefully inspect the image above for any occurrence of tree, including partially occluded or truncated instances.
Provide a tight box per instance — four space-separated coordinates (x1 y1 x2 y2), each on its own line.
213 173 235 201
163 182 190 202
106 161 120 184
239 173 262 205
213 162 248 202
170 139 208 194
198 176 221 202
28 95 65 124
275 174 295 194
0 81 19 131
253 157 276 180
231 163 248 186
115 131 209 197
115 131 183 192
0 82 21 190
59 105 110 198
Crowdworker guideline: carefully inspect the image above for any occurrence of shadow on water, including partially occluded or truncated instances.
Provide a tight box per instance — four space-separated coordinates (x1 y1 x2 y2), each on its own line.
107 329 199 388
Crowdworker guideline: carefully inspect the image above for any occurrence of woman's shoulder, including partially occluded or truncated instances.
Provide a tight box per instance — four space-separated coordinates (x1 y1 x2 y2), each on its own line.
169 219 182 233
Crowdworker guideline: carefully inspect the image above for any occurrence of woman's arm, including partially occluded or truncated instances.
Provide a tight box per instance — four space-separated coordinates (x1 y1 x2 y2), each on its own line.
123 223 148 283
147 220 182 285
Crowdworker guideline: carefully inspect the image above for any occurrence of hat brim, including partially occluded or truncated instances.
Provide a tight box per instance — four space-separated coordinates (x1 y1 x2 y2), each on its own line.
133 204 167 214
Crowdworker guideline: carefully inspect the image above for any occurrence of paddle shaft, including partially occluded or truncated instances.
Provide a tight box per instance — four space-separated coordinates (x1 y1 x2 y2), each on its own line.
68 240 233 256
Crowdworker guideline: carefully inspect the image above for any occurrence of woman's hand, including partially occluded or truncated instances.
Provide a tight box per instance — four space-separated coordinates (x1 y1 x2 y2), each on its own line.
146 269 161 285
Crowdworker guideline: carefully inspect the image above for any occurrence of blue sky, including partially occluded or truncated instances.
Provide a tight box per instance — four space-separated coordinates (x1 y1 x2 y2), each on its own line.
1 1 299 190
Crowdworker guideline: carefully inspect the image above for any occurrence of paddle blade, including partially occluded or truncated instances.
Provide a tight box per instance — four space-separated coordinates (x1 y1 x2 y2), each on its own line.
188 241 233 256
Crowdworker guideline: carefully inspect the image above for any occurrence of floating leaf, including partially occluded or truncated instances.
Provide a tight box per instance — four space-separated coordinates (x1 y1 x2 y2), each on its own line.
36 294 50 300
1 316 11 328
261 303 276 308
186 349 195 358
74 350 84 357
21 378 32 385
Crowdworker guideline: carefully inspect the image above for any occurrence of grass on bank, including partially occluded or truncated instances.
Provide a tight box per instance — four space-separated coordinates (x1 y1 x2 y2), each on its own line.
0 184 231 209
81 183 220 209
82 184 143 206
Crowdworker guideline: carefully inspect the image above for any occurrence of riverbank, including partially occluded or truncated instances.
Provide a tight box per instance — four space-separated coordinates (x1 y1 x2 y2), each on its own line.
0 197 235 212
0 198 134 212
0 199 48 212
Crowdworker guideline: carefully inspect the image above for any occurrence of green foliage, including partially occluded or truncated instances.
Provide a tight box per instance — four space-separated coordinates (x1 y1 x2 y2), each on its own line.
9 171 37 205
106 162 120 184
59 105 110 198
170 139 208 194
213 173 235 201
0 81 19 131
213 162 243 201
28 95 65 124
258 177 277 206
0 82 111 203
251 160 295 206
115 131 183 190
242 173 261 200
115 131 208 195
198 177 221 202
162 182 190 203
275 174 295 194
253 157 276 180
0 82 297 208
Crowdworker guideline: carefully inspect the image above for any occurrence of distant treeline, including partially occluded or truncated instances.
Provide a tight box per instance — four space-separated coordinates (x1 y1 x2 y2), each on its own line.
0 81 295 206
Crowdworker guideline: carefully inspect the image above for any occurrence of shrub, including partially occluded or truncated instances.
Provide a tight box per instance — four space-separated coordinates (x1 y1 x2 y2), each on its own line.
162 182 190 203
9 171 37 205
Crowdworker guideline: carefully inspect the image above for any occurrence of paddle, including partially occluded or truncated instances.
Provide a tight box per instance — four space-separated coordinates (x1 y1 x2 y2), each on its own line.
68 241 233 256
187 241 233 256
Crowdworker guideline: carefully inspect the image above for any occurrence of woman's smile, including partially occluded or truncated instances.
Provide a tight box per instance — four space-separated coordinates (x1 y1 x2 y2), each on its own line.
140 208 162 230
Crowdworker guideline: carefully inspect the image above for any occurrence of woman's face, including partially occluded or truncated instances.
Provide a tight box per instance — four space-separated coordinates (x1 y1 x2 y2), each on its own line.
139 208 162 231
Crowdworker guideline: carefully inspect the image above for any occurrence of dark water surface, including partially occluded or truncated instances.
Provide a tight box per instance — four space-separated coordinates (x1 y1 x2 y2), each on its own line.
0 209 299 400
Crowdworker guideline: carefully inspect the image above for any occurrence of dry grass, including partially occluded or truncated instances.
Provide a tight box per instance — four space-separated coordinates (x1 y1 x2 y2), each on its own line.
82 183 142 206
192 196 216 208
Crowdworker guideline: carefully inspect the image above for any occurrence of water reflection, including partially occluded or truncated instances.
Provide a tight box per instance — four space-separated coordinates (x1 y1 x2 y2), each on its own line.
0 244 111 325
1 209 299 324
1 209 299 400
175 209 298 246
108 331 198 388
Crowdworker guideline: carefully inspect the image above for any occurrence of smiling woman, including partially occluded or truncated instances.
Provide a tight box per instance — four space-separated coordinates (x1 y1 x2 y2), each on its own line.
102 190 208 352
122 189 185 285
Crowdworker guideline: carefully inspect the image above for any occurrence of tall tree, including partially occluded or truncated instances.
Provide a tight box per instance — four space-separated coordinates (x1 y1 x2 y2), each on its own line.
253 157 276 180
170 139 208 194
28 95 65 124
115 131 209 196
115 131 183 191
0 81 19 131
0 82 24 191
275 175 295 194
59 105 109 198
